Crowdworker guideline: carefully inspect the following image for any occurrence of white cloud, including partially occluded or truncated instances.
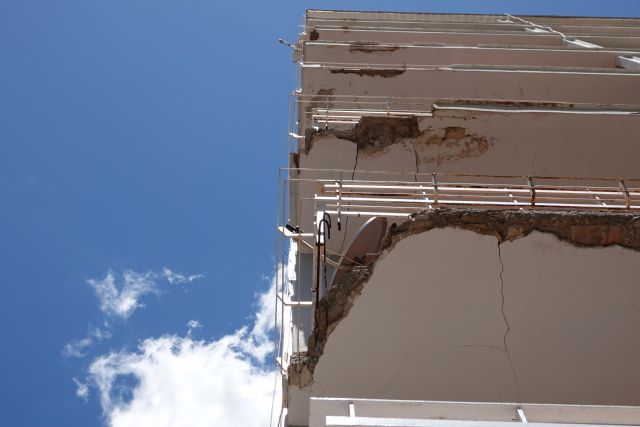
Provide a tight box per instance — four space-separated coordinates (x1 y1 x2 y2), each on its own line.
87 269 204 320
85 274 281 427
64 337 93 358
63 327 112 358
73 377 89 402
88 270 159 320
186 320 202 336
161 267 204 285
239 279 276 361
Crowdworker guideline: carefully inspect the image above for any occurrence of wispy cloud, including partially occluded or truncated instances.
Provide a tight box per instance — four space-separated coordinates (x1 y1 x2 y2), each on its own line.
88 271 159 320
85 274 280 427
65 268 205 360
63 327 112 358
64 337 93 358
186 320 202 336
73 377 89 402
161 268 204 285
87 268 204 320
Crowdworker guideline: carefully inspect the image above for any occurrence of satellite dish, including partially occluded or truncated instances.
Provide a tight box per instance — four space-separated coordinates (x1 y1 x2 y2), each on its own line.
330 217 388 288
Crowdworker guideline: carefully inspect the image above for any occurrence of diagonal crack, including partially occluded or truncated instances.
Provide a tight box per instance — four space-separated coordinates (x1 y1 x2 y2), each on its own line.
410 140 419 182
498 242 521 400
338 146 359 254
374 336 440 394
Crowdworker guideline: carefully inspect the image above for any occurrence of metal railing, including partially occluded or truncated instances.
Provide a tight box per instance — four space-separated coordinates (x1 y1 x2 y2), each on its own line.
310 398 640 427
317 174 640 218
290 93 436 135
275 169 640 380
288 92 640 143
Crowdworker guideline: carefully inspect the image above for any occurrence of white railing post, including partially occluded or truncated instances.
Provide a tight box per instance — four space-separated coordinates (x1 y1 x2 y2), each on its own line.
527 176 536 208
620 179 631 209
432 173 439 207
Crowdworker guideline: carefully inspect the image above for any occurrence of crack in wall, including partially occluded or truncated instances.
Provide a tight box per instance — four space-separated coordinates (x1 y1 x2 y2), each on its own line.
410 139 419 182
498 242 521 401
289 208 640 388
373 336 441 395
338 146 360 255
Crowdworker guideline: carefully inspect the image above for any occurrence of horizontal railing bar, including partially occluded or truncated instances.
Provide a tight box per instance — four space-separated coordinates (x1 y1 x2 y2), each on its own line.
325 210 413 217
319 196 433 203
283 167 640 182
326 203 432 210
325 184 629 195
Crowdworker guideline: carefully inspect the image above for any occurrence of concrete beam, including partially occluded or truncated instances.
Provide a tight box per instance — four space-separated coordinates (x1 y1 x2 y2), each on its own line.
303 43 623 68
306 28 563 47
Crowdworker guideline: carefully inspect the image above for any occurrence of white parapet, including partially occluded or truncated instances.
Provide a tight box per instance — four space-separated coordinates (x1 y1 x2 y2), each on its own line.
310 398 640 427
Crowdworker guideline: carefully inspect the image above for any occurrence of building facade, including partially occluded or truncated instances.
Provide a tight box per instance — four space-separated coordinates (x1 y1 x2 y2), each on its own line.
275 10 640 427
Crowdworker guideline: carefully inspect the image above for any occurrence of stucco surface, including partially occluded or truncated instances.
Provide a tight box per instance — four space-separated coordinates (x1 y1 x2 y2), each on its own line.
311 228 640 405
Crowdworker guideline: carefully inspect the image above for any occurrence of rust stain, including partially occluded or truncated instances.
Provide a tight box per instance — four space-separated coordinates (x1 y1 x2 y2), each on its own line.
290 152 300 170
348 42 402 53
303 118 493 164
445 99 577 109
415 126 493 165
311 88 336 105
570 225 623 245
329 68 406 78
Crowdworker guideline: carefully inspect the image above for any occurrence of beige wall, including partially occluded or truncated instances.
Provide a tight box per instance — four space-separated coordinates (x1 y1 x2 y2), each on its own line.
287 229 640 424
317 228 640 406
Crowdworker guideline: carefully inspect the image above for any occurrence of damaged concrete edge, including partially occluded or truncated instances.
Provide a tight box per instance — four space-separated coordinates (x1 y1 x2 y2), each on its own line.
287 207 640 387
303 115 421 154
302 116 492 164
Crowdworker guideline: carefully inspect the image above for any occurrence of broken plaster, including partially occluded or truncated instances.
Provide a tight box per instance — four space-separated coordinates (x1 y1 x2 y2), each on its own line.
303 116 493 167
288 208 640 387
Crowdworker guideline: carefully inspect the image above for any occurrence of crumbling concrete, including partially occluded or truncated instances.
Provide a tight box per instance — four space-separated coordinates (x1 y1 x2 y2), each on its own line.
413 125 494 166
302 116 493 162
288 207 640 387
289 265 372 387
303 115 420 154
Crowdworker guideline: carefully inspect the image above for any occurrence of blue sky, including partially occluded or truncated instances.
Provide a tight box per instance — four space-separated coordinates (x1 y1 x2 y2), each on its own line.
1 1 639 426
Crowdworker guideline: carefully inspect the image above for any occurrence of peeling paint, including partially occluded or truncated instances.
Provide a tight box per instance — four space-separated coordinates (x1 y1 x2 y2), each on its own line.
348 42 402 53
328 68 406 78
309 88 336 114
414 126 494 166
444 99 577 109
303 117 493 166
